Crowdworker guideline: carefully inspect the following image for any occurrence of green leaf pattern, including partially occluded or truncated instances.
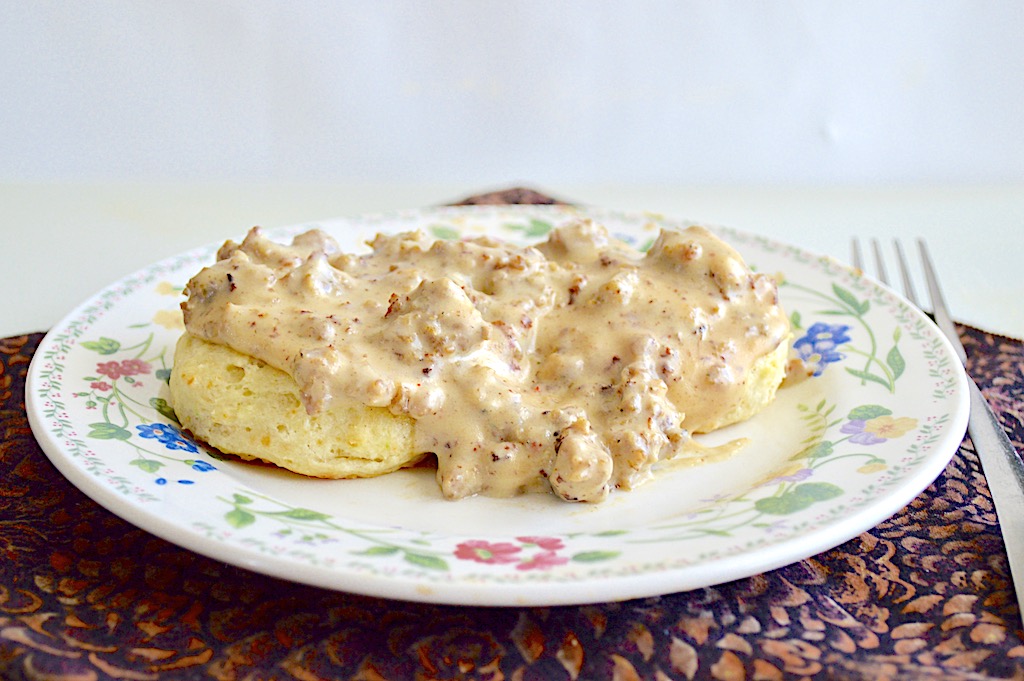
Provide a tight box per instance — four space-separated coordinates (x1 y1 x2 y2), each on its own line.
785 281 912 392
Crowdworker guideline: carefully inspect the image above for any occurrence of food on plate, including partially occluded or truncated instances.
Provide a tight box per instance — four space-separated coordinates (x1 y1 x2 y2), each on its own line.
170 217 791 502
170 332 419 478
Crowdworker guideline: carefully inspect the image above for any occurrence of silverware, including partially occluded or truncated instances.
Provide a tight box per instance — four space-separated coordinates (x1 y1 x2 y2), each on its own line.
853 237 1024 623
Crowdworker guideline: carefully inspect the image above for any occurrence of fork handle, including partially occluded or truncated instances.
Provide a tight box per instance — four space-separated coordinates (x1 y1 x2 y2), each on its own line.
967 377 1024 597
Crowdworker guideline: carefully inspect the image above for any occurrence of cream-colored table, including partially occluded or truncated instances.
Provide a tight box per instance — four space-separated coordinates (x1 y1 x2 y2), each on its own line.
3 182 1022 340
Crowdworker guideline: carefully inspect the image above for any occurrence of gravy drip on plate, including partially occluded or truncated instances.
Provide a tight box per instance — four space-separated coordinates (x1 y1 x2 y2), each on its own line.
182 219 789 502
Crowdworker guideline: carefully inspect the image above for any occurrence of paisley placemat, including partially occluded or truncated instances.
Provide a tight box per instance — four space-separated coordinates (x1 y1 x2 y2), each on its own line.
3 189 1023 680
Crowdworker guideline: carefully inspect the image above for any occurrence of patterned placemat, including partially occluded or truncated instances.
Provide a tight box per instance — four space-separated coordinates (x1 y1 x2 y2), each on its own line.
3 190 1023 680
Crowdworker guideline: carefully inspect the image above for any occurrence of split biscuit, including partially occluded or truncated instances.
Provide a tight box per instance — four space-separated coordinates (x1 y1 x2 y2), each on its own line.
169 332 421 478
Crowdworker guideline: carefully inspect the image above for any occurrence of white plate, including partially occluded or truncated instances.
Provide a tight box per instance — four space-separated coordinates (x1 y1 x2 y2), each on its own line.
26 205 969 606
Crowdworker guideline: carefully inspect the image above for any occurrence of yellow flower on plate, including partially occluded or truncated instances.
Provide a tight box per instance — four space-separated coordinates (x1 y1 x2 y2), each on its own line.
863 415 918 440
153 309 184 330
155 281 180 296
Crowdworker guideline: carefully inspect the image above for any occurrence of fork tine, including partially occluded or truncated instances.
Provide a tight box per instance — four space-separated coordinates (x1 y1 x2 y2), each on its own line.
870 239 890 287
851 237 864 271
916 238 968 365
892 240 921 308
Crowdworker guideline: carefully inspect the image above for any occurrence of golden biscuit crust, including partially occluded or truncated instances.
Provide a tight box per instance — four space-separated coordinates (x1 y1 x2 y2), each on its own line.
169 333 421 478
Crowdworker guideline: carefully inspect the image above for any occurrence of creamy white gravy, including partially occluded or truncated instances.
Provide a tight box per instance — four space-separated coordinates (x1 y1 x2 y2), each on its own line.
182 219 789 502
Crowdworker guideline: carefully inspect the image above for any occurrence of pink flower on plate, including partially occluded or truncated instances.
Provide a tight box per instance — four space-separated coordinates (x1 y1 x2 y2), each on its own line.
90 381 112 392
119 358 152 376
516 536 565 551
453 540 522 565
96 361 125 380
95 359 152 380
517 550 570 571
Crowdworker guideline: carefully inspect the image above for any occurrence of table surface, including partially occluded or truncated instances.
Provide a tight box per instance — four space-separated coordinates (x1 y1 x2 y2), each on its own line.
2 182 1022 340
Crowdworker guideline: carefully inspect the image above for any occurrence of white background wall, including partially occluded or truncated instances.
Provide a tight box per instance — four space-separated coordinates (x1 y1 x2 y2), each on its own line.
3 1 1023 186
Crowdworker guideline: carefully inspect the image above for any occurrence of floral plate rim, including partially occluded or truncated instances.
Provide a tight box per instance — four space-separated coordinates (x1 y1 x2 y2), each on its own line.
25 204 970 606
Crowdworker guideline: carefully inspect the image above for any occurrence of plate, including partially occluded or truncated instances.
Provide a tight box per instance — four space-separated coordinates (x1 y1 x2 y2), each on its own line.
26 205 969 606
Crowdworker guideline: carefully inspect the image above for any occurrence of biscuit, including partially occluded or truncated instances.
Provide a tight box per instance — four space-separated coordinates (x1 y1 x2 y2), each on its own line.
169 333 421 478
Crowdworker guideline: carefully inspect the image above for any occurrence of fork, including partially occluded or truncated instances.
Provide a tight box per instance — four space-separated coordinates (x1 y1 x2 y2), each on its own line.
853 237 1024 623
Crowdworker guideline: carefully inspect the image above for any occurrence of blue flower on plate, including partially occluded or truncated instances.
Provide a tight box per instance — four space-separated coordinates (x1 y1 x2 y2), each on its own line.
136 423 199 453
156 478 196 485
793 322 852 376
